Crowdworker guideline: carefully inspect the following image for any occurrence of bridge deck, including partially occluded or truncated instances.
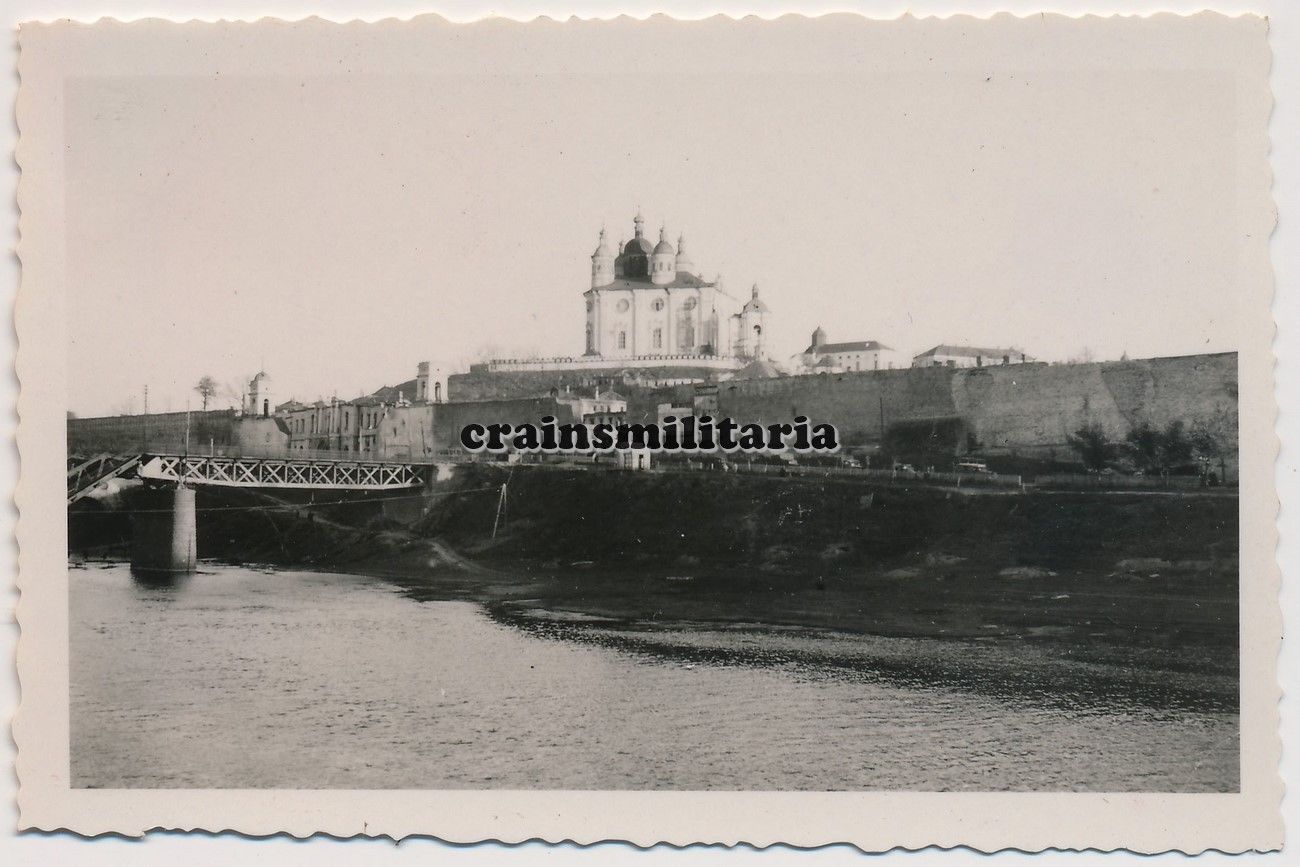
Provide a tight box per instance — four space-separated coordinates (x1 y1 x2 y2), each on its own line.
68 450 431 501
138 454 426 491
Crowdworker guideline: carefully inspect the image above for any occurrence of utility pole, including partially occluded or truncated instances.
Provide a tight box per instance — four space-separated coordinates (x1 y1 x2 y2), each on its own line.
491 480 508 539
142 384 149 451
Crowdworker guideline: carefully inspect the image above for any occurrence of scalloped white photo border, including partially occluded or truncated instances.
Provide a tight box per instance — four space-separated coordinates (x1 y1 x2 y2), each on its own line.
7 5 1283 855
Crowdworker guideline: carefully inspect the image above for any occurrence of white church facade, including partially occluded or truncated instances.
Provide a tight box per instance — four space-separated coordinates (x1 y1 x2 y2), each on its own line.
477 212 772 378
583 212 767 363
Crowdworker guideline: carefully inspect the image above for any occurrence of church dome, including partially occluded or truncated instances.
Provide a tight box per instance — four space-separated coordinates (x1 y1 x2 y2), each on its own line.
592 228 613 258
653 226 675 255
624 236 653 255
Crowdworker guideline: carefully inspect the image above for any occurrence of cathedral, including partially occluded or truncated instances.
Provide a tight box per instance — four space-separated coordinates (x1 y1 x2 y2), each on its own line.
584 212 768 362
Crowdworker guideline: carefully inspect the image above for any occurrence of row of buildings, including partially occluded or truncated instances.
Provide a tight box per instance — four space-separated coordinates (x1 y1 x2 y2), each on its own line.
793 329 1033 374
67 210 1040 464
243 364 630 461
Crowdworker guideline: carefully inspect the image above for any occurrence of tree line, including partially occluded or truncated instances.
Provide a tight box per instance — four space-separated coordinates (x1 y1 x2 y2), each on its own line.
1067 418 1229 480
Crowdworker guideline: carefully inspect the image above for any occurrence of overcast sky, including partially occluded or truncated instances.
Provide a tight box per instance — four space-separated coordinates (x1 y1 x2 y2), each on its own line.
60 15 1257 416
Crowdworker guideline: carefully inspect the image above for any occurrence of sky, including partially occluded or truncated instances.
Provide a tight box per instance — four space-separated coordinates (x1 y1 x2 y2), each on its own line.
61 16 1252 417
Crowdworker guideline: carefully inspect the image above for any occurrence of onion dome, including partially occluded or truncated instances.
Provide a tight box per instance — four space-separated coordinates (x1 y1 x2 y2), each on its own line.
624 235 654 255
653 226 676 255
592 227 613 258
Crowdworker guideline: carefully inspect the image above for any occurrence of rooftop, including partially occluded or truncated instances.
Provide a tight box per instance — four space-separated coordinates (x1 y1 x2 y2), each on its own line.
728 358 785 380
369 377 420 403
594 273 716 291
805 340 893 354
914 344 1025 359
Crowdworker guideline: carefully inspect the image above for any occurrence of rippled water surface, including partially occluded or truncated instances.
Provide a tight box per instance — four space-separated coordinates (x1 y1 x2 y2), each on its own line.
70 563 1237 791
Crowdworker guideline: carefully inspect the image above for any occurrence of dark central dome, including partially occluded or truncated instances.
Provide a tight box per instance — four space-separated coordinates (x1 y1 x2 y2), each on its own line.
623 237 653 255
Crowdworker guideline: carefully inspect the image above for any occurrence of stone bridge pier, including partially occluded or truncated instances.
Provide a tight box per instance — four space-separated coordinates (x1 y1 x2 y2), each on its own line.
130 484 197 575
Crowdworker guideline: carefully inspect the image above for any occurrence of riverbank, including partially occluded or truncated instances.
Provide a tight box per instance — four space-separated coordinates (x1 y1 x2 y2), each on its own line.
70 467 1239 710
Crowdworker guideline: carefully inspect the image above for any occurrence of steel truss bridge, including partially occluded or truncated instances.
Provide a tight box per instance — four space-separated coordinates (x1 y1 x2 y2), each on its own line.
68 450 427 503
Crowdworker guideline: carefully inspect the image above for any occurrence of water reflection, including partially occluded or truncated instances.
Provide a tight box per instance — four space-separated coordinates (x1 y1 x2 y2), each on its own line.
70 562 1239 792
493 609 1236 716
128 567 195 592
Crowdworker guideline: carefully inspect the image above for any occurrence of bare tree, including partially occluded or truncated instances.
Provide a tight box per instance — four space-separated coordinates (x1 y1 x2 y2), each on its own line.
194 375 218 412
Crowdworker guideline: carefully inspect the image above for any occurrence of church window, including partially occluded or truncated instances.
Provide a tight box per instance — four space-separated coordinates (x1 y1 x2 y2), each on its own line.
683 297 697 310
653 328 662 349
652 299 664 311
618 331 627 349
617 299 630 312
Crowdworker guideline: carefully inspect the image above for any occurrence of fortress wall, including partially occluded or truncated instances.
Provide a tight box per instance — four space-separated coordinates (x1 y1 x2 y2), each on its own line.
447 352 1237 465
712 352 1237 463
447 365 725 402
950 353 1237 456
1102 353 1238 444
951 363 1126 452
715 368 959 444
430 397 580 451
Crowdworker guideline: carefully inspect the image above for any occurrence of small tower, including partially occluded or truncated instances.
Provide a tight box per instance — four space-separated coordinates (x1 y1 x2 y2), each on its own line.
651 225 677 285
416 361 431 402
247 371 272 418
740 284 770 359
674 232 695 276
590 227 614 288
810 325 827 352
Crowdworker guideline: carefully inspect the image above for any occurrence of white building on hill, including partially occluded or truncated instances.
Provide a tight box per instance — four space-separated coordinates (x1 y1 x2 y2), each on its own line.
583 212 769 364
911 345 1033 368
794 326 900 373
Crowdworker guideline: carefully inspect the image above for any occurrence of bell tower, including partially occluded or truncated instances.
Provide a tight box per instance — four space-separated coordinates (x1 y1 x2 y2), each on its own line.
591 227 614 288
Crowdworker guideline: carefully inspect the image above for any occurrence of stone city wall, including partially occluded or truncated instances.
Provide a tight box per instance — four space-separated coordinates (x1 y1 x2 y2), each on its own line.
713 352 1237 466
446 352 1237 465
447 364 726 402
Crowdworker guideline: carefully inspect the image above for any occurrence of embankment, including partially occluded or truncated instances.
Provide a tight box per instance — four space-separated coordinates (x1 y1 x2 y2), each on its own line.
70 466 1239 705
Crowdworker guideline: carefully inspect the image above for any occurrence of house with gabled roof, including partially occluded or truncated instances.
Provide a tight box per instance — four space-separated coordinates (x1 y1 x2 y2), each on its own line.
795 326 900 373
911 344 1033 369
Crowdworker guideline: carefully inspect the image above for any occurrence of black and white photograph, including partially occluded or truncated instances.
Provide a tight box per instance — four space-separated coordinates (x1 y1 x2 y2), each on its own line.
12 6 1282 853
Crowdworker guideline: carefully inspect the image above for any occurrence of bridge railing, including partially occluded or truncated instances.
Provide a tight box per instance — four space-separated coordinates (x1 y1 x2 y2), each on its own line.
141 441 440 465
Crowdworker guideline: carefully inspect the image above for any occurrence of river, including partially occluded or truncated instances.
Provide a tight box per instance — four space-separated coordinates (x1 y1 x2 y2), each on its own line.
69 562 1237 791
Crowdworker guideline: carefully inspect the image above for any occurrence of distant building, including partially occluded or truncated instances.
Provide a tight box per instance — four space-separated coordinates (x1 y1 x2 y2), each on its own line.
795 326 899 373
235 415 291 453
245 371 273 418
276 361 436 453
584 212 768 362
912 345 1032 369
726 357 785 381
558 388 627 427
